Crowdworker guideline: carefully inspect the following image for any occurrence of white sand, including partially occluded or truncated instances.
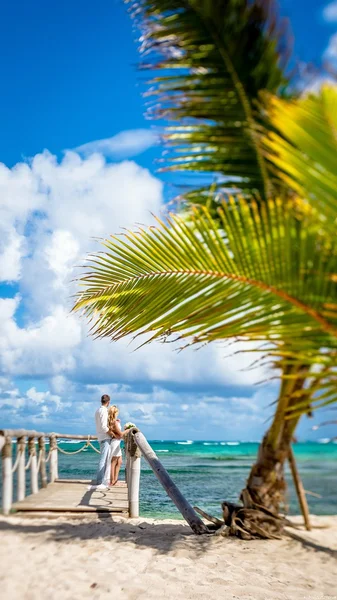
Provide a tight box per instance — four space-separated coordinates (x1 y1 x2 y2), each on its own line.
0 514 336 600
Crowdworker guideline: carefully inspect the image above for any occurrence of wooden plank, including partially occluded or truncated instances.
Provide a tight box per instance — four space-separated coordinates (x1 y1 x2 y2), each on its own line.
56 479 127 486
13 505 128 513
14 512 127 519
12 479 129 515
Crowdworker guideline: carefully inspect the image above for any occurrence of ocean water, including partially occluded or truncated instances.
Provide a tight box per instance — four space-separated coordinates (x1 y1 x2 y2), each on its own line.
50 440 337 518
2 440 336 518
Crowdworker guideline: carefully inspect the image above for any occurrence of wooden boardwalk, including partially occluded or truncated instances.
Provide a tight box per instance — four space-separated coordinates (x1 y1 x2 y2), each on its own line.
12 479 129 515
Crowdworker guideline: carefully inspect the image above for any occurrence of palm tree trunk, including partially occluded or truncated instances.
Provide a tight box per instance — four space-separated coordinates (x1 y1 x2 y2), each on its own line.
241 364 309 514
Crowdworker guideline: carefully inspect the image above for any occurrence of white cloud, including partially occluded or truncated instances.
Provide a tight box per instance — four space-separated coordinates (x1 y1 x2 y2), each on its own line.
0 228 26 282
324 32 337 64
0 377 271 438
0 146 276 439
26 387 62 410
0 379 70 425
323 1 337 22
74 129 158 159
0 297 81 376
0 150 163 288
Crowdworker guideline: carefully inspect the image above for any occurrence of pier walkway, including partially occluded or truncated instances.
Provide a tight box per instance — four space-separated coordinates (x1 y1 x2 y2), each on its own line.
0 428 208 534
12 479 128 515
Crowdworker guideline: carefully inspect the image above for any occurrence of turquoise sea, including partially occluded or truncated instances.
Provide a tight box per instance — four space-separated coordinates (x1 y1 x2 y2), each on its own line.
2 440 336 517
53 439 337 519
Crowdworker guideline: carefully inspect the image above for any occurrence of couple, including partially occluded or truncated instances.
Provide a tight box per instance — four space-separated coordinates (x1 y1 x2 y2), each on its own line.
91 394 128 491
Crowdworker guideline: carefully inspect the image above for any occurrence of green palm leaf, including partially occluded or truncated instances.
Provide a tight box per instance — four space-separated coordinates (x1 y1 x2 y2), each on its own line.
263 85 337 221
128 0 291 201
74 197 337 352
267 348 337 416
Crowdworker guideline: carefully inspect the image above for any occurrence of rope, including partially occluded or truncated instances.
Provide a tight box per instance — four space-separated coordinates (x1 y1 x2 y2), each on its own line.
45 449 52 463
57 442 88 455
56 436 100 455
24 438 36 470
11 450 22 474
126 428 141 458
87 441 100 454
11 436 26 473
36 450 42 471
2 436 12 459
25 454 32 471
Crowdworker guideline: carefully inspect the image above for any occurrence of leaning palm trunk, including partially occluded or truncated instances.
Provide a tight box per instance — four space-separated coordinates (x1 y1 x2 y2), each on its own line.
241 417 299 516
205 367 310 539
241 365 308 515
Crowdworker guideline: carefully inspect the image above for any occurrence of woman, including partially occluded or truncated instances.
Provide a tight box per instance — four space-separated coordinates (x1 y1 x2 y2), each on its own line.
107 405 128 486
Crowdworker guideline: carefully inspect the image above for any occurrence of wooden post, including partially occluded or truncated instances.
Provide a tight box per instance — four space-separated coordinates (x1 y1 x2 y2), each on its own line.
2 435 13 515
17 436 26 502
133 431 208 534
38 436 47 488
125 449 131 485
128 454 141 518
50 434 58 482
288 446 311 531
28 437 38 495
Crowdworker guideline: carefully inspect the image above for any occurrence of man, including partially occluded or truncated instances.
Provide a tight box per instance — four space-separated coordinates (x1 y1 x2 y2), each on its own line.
91 394 112 490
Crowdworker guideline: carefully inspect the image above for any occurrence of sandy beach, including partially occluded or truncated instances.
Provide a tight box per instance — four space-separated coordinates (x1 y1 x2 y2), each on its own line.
0 514 336 600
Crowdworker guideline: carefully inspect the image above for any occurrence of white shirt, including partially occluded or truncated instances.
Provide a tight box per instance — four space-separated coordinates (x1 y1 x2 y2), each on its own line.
95 406 110 442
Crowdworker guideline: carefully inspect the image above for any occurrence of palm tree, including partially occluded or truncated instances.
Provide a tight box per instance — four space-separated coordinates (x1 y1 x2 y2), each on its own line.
73 1 337 533
122 0 308 516
73 89 337 520
127 0 292 206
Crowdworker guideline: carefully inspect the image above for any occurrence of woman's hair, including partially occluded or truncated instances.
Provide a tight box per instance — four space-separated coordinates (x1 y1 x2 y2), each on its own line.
108 405 119 429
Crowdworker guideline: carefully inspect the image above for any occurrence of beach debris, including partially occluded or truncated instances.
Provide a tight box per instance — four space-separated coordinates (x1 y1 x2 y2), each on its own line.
194 495 300 540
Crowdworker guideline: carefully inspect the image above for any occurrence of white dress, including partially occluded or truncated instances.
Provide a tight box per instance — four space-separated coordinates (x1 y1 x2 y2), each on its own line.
110 420 122 458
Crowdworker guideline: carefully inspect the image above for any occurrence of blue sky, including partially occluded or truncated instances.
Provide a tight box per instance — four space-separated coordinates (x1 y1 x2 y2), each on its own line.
0 0 337 440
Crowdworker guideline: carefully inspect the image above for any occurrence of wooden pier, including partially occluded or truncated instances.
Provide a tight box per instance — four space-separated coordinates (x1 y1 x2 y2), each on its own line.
0 430 136 518
0 428 208 534
12 479 129 515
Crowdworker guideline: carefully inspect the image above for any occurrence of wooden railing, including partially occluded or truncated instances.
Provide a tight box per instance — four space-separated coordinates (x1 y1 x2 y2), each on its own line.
0 429 141 518
1 428 207 533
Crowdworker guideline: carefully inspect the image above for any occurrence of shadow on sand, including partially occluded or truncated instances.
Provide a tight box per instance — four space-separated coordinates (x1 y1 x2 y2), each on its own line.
0 515 216 556
0 514 336 559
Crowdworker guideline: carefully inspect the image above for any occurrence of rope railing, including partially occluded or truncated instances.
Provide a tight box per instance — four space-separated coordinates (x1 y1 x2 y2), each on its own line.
11 449 23 474
1 427 207 531
0 429 101 515
24 454 33 471
56 436 100 455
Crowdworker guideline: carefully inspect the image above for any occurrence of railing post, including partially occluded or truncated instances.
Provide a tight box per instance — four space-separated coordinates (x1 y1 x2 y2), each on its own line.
17 436 26 502
128 454 141 518
38 436 47 488
50 434 58 482
133 431 209 534
28 437 38 495
125 448 131 485
2 435 13 515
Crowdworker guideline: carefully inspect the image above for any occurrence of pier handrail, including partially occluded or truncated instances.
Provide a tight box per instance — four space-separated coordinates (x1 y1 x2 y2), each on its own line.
0 429 103 516
129 428 208 534
1 428 207 533
0 430 99 440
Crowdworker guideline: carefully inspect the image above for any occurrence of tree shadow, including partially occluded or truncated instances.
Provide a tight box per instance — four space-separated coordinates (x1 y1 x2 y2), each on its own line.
0 516 216 556
285 529 337 559
1 516 335 559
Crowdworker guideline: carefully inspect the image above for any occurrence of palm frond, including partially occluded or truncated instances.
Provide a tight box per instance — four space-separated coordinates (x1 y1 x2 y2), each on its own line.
127 0 292 200
263 85 337 222
268 349 337 416
74 197 337 354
